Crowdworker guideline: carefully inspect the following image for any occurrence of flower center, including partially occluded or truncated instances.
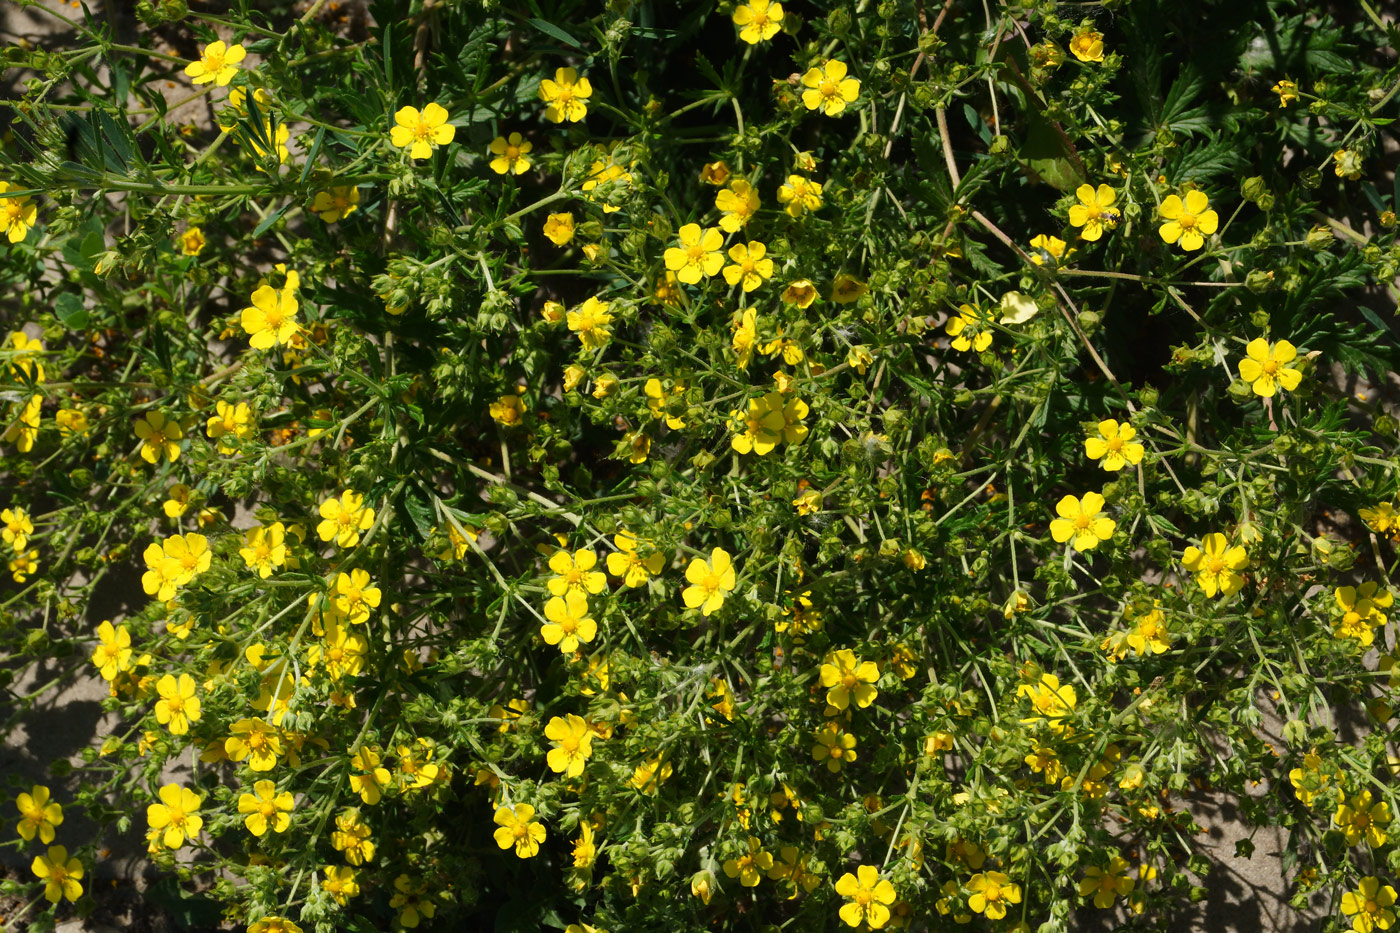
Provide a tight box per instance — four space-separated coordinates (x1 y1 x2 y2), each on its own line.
1206 558 1224 574
1107 436 1123 451
1262 360 1279 375
1074 514 1092 530
259 800 277 818
205 51 226 71
559 617 578 635
842 673 858 689
820 80 838 98
1178 213 1197 230
412 120 433 141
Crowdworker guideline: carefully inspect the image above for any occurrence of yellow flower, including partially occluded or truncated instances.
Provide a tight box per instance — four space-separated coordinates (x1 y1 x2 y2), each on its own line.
544 212 575 246
1068 184 1119 241
334 568 382 624
606 533 665 587
322 866 360 904
489 394 525 426
793 488 822 515
723 241 774 292
731 391 808 455
1084 419 1144 471
1079 857 1134 908
1017 673 1077 730
15 785 63 844
1182 533 1247 598
566 296 613 351
716 179 760 232
548 548 607 598
331 809 375 864
1360 502 1398 537
1049 491 1115 551
812 721 857 772
539 67 593 123
664 223 726 284
1237 338 1302 397
55 408 89 436
3 394 41 453
1334 582 1391 646
1341 877 1397 933
238 779 293 836
390 874 436 929
179 226 205 256
946 304 992 352
206 399 253 453
581 153 631 212
682 547 736 615
154 673 201 735
310 186 360 222
967 871 1022 920
545 713 594 778
489 132 533 175
8 547 38 582
135 411 183 464
1025 746 1064 784
777 175 823 218
493 803 546 858
801 59 860 115
733 0 783 43
1335 791 1392 847
239 522 287 578
1335 148 1364 181
781 279 818 308
699 161 730 185
1029 233 1071 266
146 783 203 849
1068 28 1104 63
831 273 867 303
820 649 879 712
1273 78 1299 108
836 864 897 928
691 870 715 903
541 591 597 653
1157 190 1218 251
572 820 598 867
226 717 283 771
349 746 393 805
31 845 83 904
163 532 211 582
2 506 32 552
183 40 246 86
241 284 299 349
317 490 375 548
0 182 39 243
248 918 302 933
732 307 758 368
91 620 132 682
631 754 673 794
722 836 773 887
389 103 455 160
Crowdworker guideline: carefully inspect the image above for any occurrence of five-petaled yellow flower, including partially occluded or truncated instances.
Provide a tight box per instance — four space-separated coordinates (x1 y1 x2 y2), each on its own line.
1079 857 1134 908
1273 78 1299 108
722 241 774 292
545 713 594 778
1158 190 1218 251
541 591 597 653
567 296 613 351
1084 419 1144 471
0 181 39 243
606 532 666 587
318 490 375 548
242 284 300 349
1068 184 1119 241
543 212 574 246
147 783 203 849
733 0 783 44
820 649 879 712
31 845 83 903
390 103 455 160
184 40 246 86
1182 533 1247 598
967 871 1022 920
722 836 773 886
716 180 760 232
835 864 897 928
812 721 857 772
946 304 993 352
682 547 736 615
1069 28 1104 63
539 67 592 123
179 226 205 256
489 132 533 175
154 672 201 735
1341 877 1397 933
238 779 294 836
665 223 726 284
1335 791 1392 848
777 175 823 218
1049 492 1115 552
311 187 360 223
1237 338 1302 398
801 59 860 116
493 803 546 858
135 411 184 464
91 620 132 681
548 548 608 598
16 785 63 844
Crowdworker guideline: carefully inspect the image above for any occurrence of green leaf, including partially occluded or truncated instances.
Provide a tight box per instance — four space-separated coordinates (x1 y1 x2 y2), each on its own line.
528 17 584 50
54 293 89 330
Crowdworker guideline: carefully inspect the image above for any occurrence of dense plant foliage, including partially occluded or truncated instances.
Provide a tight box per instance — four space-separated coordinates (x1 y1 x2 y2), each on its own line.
3 0 1400 930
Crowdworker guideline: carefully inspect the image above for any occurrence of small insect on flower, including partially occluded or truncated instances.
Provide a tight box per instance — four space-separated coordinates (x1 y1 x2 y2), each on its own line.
1068 184 1119 241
